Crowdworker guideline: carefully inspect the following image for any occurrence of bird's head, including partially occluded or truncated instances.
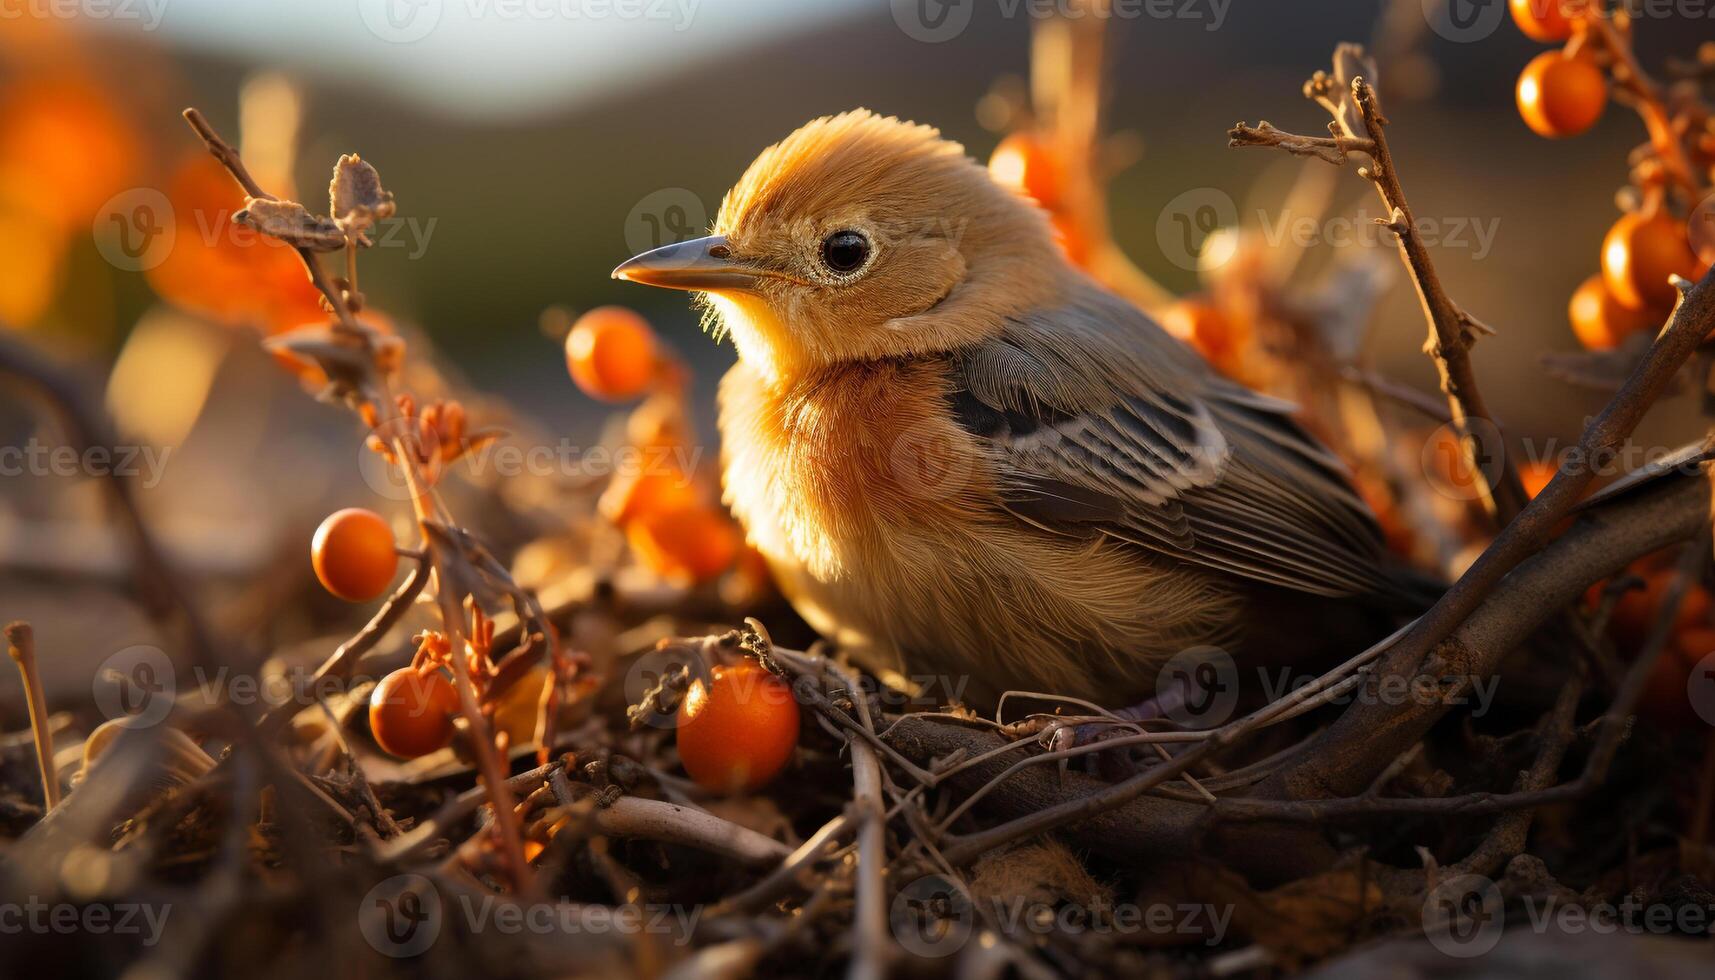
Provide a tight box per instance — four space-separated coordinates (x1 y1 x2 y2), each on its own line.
613 110 1065 382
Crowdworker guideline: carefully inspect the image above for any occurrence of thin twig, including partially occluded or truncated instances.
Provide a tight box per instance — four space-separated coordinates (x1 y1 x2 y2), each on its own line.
5 622 58 808
1231 46 1527 522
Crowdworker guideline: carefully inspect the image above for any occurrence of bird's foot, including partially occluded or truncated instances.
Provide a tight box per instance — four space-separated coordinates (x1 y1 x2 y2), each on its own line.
1042 677 1196 781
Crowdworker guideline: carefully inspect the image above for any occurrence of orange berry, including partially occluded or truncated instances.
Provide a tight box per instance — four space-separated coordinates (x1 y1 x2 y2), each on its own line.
988 132 1064 209
0 78 139 230
566 306 656 401
369 666 460 757
1610 572 1711 646
1162 298 1242 363
1509 0 1586 42
600 467 699 526
1518 460 1558 499
1602 211 1701 310
311 508 399 601
1517 51 1606 139
675 662 800 792
627 504 741 584
1568 273 1659 350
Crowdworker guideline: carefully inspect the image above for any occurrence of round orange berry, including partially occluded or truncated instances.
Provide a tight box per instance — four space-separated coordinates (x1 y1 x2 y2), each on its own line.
675 661 800 792
600 467 700 527
566 306 657 401
1568 273 1658 350
370 666 460 757
627 504 741 584
311 508 399 601
1602 211 1701 310
1517 51 1606 139
1509 0 1586 43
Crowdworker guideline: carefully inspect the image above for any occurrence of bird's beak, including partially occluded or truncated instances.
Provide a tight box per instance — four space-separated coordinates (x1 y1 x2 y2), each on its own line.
611 235 763 292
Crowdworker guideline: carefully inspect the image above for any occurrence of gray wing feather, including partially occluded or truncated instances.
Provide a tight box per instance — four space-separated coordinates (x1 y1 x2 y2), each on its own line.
950 280 1389 598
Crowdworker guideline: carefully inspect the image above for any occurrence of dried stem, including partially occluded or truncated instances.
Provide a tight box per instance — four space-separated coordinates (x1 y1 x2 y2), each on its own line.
1231 47 1528 523
5 622 58 808
258 556 430 737
182 107 538 892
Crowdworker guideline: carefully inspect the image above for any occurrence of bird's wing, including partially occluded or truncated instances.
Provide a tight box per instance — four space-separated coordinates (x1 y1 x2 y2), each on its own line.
949 281 1389 597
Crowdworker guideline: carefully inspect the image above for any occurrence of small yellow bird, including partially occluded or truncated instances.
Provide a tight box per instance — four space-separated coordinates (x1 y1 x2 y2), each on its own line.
615 110 1421 709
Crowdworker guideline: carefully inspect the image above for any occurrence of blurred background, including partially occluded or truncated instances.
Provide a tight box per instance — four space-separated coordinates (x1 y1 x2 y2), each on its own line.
1 0 1710 716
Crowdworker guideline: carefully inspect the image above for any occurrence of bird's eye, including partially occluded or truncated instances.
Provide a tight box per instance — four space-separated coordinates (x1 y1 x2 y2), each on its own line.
819 230 871 275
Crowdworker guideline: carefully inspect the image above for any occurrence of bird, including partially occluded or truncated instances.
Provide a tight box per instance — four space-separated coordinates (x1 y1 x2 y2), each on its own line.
614 109 1427 710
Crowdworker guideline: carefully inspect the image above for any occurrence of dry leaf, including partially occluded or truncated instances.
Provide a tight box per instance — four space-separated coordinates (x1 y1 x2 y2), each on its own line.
234 198 345 252
329 153 396 237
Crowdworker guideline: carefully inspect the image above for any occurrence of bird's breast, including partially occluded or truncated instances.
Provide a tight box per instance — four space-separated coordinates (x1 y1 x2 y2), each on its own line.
717 356 995 584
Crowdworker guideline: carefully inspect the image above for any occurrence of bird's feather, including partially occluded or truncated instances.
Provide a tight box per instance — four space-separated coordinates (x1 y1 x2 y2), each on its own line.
949 278 1389 598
